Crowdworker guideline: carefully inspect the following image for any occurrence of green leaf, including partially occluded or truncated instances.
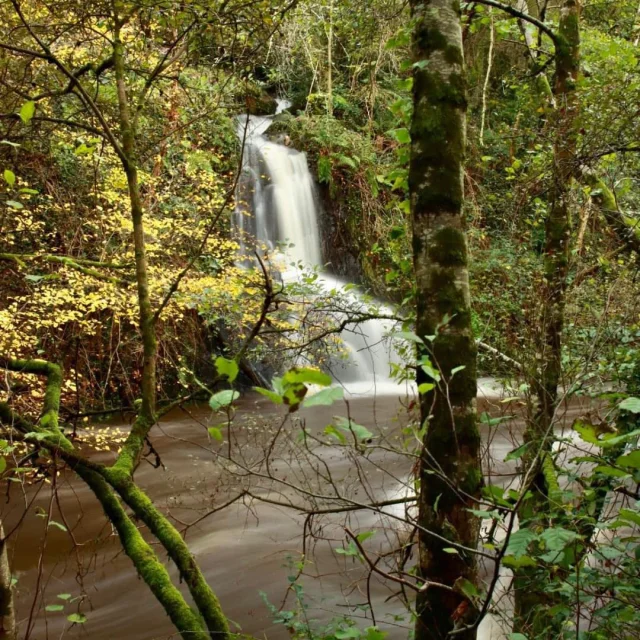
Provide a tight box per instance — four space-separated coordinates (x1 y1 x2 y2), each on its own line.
455 577 480 599
502 554 536 569
619 509 640 527
364 628 388 640
302 386 344 407
3 169 15 186
443 547 459 554
335 416 373 442
420 361 441 382
599 429 640 448
19 101 35 124
335 628 361 639
418 382 434 395
323 424 347 444
509 634 529 640
0 458 5 474
616 450 640 469
46 604 65 612
57 594 72 600
505 442 531 462
20 188 38 195
215 357 239 383
619 397 640 413
450 365 466 377
67 613 87 624
208 390 240 411
389 128 411 144
208 427 223 441
253 387 283 405
540 527 580 552
356 531 376 543
593 465 630 478
505 529 537 558
6 200 23 209
283 367 331 387
48 520 68 532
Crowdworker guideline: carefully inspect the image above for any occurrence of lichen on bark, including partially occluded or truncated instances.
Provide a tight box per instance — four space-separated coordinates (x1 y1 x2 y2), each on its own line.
409 1 481 638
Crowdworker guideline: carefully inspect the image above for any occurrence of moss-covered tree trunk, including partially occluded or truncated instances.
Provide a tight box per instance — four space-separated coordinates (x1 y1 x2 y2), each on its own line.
409 2 481 638
112 9 157 428
534 0 580 433
515 1 581 634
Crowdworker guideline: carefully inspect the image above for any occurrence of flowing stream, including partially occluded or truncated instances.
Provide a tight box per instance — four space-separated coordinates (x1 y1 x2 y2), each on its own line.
4 104 579 640
234 101 404 394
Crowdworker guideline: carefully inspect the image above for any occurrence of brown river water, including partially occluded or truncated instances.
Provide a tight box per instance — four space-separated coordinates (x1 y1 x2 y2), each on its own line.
3 385 592 640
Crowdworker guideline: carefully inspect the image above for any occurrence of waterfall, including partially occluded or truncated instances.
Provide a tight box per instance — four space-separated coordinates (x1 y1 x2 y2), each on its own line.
234 101 405 395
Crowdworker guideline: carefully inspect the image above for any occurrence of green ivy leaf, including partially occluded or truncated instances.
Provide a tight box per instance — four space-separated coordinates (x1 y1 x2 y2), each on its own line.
3 169 15 186
46 604 65 612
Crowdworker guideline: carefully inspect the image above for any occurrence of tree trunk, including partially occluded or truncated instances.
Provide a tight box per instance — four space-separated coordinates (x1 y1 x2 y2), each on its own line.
113 15 157 427
0 524 15 640
326 0 334 116
409 1 481 638
515 0 581 633
534 0 580 433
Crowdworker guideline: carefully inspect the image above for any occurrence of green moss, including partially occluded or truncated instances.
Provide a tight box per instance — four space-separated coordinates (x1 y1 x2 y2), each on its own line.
428 227 468 266
76 467 211 640
410 70 466 215
104 471 230 638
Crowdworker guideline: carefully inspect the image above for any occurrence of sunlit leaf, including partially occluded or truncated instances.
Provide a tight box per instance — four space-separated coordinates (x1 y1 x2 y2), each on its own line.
19 101 35 124
215 356 239 383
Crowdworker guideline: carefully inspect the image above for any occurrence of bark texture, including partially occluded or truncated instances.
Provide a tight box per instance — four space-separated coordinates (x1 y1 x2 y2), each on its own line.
534 0 580 432
409 1 480 638
515 1 581 634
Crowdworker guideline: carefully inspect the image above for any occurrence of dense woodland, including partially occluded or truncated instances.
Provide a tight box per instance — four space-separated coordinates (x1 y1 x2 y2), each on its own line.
0 0 639 638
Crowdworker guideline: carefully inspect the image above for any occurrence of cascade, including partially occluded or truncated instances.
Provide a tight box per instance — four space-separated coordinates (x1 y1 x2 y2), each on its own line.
234 101 405 395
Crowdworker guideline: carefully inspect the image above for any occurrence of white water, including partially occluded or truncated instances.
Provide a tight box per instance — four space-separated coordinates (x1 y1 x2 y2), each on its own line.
234 101 405 394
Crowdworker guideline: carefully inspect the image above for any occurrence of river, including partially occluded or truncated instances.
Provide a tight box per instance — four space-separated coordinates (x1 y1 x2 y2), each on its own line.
5 386 592 639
